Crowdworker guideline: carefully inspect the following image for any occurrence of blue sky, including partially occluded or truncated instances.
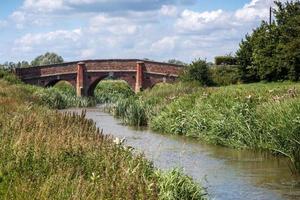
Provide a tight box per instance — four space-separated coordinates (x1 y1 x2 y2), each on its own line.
0 0 278 63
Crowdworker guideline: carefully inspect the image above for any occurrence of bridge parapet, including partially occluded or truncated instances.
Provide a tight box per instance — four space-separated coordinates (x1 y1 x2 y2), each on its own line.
15 59 184 96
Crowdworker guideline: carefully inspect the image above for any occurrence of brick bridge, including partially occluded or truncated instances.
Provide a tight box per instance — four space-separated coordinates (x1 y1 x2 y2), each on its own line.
15 59 183 96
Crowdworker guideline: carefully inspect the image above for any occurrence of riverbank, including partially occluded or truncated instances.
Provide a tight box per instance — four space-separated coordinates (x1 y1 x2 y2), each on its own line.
0 72 207 199
100 81 300 173
67 108 300 200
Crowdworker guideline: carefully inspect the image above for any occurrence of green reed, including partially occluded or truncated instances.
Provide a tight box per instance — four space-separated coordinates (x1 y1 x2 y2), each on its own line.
0 72 207 199
107 80 300 173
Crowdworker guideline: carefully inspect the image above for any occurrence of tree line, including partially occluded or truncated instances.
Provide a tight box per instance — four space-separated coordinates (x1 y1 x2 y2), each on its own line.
0 52 64 69
2 1 299 84
236 0 300 82
184 0 299 86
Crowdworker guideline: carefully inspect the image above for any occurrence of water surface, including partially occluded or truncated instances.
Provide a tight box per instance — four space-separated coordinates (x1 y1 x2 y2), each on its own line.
64 108 300 200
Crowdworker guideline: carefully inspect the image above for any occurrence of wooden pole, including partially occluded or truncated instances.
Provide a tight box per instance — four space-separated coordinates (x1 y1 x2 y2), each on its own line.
269 6 272 25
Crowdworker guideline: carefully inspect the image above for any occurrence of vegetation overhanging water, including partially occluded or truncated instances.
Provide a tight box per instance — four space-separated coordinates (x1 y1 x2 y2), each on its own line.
95 80 300 175
0 70 207 200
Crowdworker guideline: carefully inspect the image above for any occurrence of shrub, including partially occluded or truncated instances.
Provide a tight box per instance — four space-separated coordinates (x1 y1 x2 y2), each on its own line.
94 80 134 104
0 68 22 84
54 81 76 96
181 59 212 86
210 65 241 86
214 56 237 65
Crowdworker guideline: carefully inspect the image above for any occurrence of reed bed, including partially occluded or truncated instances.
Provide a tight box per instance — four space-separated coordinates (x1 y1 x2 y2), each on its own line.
108 81 300 173
111 82 201 126
0 72 207 200
156 169 207 200
34 87 95 109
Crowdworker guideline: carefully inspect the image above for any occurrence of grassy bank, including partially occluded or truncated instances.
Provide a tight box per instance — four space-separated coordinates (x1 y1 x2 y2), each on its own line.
103 81 300 173
0 70 207 199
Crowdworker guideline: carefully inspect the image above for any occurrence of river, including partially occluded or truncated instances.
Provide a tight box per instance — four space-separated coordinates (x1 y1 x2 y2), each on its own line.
64 108 300 200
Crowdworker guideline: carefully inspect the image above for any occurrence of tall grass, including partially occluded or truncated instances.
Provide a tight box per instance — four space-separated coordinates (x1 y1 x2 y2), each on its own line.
0 71 207 199
150 82 300 173
111 82 201 126
34 87 94 109
156 169 207 200
0 88 157 198
108 80 300 173
0 69 95 109
0 68 22 84
112 96 148 126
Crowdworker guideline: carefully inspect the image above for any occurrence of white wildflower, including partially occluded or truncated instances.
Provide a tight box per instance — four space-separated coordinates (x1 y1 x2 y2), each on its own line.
113 137 126 145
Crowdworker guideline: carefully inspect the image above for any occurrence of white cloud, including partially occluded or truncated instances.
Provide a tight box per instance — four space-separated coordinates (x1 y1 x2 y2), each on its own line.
23 0 67 12
160 5 178 17
89 14 138 35
176 9 231 33
80 48 96 59
10 11 25 22
235 0 274 22
10 11 26 29
151 36 177 52
14 29 82 51
176 0 277 35
3 0 279 63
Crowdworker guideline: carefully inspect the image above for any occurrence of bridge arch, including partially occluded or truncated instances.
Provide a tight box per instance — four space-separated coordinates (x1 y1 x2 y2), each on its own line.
15 59 183 97
87 74 135 96
45 79 75 88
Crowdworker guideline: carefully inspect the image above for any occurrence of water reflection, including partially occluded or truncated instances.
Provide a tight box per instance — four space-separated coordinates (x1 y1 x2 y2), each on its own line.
63 108 300 200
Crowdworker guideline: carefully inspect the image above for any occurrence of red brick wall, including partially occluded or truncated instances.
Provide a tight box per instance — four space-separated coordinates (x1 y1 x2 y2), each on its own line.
15 59 183 95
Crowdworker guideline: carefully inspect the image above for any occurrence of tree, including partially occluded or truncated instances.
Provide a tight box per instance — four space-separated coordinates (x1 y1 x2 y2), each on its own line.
274 0 300 81
17 61 30 68
236 0 300 82
2 62 18 70
31 52 64 66
215 55 237 65
252 22 281 81
236 34 258 82
167 59 186 66
182 59 212 86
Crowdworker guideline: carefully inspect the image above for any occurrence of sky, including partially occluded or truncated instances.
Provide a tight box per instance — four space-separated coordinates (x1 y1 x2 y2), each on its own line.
0 0 281 63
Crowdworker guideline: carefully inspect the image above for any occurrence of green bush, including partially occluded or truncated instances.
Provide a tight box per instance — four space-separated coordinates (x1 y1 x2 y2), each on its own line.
181 59 212 86
214 56 237 65
54 81 76 96
210 65 241 86
94 80 135 104
0 68 22 84
236 1 300 82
